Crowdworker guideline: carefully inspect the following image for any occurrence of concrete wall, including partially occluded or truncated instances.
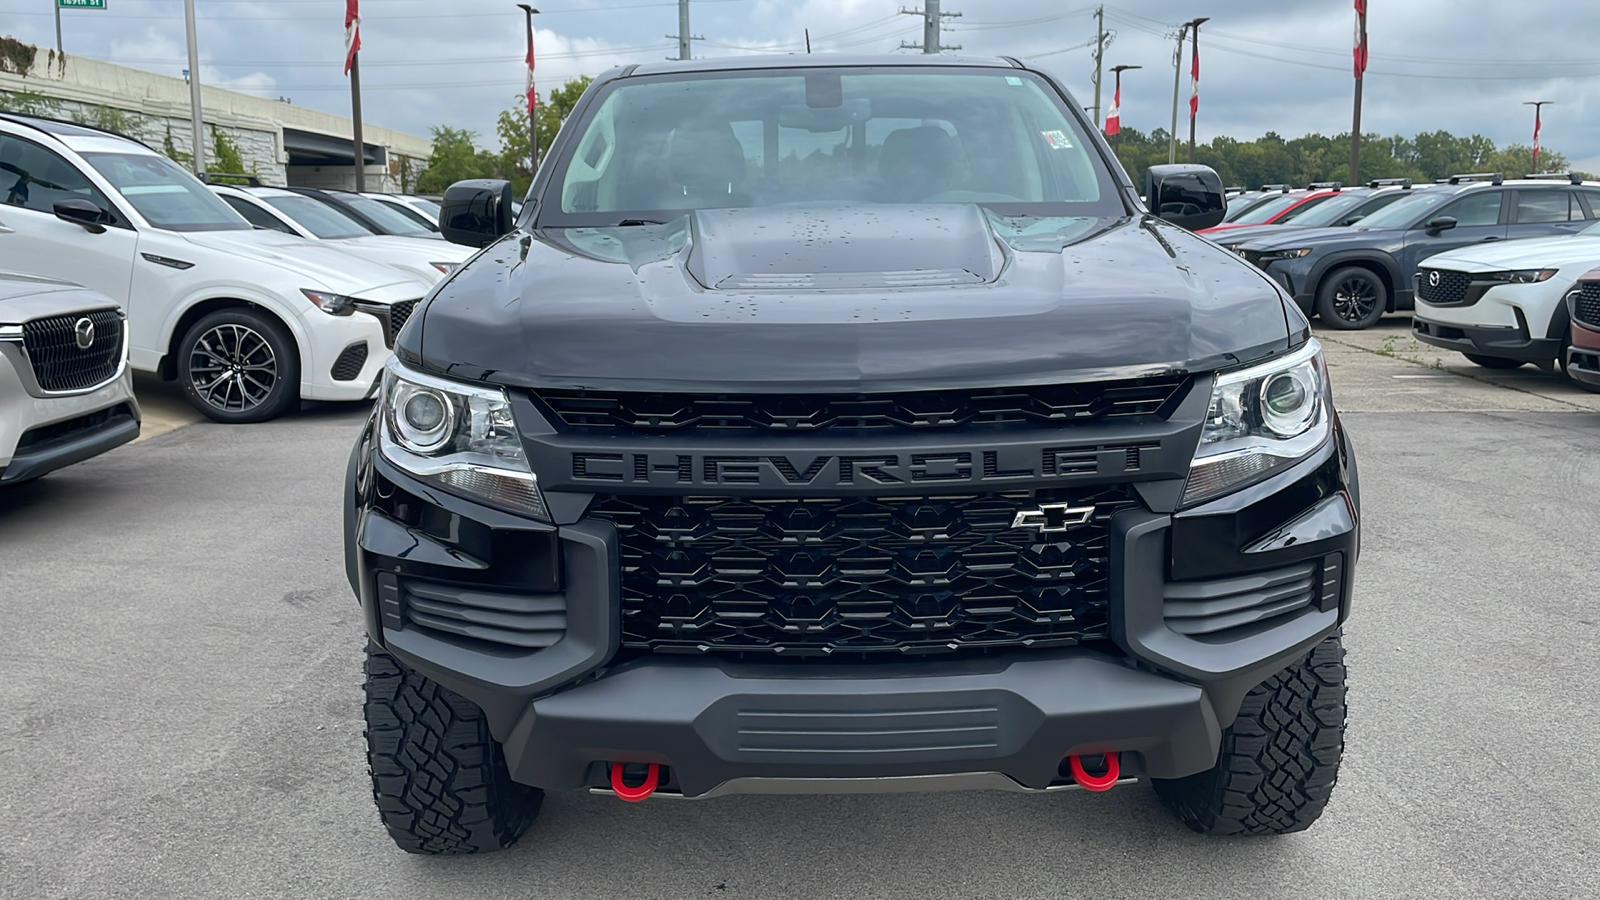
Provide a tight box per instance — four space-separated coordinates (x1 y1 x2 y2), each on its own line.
0 40 431 191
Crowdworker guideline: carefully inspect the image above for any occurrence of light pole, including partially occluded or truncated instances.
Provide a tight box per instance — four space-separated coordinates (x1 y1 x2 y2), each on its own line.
1167 22 1187 164
1108 64 1141 152
1186 16 1208 164
183 0 205 173
517 4 540 173
1525 101 1552 174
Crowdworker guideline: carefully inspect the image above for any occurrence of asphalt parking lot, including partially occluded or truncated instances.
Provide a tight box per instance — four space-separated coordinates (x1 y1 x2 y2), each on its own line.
2 316 1597 899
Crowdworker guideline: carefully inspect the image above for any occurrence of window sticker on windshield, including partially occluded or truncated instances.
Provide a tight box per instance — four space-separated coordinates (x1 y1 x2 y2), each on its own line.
1005 76 1024 86
1041 130 1074 150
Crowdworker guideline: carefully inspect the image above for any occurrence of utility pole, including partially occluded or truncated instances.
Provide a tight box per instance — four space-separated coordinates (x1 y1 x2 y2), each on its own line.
54 1 63 57
1186 17 1208 164
1350 0 1367 185
1167 23 1188 164
1091 6 1106 127
666 0 703 60
1525 101 1552 173
182 0 205 174
518 4 540 172
899 1 961 54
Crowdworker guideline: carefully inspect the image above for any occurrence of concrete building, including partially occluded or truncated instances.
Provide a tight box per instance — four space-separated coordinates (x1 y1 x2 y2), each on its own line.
0 36 431 190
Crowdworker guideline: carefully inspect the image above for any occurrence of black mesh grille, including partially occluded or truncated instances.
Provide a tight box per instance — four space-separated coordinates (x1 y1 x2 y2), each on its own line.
534 376 1190 435
330 342 369 381
1418 269 1472 305
15 403 134 452
1575 282 1600 328
587 486 1141 658
362 299 420 349
21 310 123 392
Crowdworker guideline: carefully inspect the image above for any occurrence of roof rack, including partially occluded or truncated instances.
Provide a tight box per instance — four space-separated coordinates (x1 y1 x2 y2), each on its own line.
1259 183 1290 192
1307 181 1344 191
1225 185 1246 193
1522 172 1583 184
196 172 263 187
1446 172 1504 185
1367 177 1414 189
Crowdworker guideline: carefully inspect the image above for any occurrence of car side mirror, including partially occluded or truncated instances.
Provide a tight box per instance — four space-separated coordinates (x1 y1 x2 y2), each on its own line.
1144 164 1227 231
439 179 514 248
54 198 108 234
1424 216 1458 234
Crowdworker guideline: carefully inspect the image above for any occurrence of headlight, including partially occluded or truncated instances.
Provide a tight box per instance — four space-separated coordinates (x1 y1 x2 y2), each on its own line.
1487 268 1558 284
1253 248 1312 263
430 262 459 274
1183 340 1330 507
377 358 549 521
302 289 356 316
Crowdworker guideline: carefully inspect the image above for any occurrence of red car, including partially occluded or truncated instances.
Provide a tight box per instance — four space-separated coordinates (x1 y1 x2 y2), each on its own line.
1199 182 1346 236
1565 268 1600 393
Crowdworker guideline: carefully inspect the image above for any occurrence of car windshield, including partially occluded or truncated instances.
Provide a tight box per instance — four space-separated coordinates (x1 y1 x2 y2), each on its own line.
404 197 442 219
1352 189 1455 229
1279 191 1370 226
336 194 434 235
264 195 373 239
542 66 1122 227
1223 194 1280 221
1230 193 1310 225
82 152 248 231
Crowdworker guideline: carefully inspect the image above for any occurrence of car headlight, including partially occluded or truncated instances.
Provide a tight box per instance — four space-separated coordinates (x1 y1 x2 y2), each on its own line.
1182 339 1331 507
1487 268 1558 284
302 289 356 316
377 358 549 521
1253 248 1312 263
430 262 459 274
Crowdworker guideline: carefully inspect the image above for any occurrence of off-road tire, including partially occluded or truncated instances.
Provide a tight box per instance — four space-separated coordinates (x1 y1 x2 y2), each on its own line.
1314 267 1387 330
1151 633 1347 836
1462 353 1524 370
363 645 543 854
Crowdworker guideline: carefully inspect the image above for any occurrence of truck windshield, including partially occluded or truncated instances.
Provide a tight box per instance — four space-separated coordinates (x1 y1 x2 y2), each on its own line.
541 66 1123 227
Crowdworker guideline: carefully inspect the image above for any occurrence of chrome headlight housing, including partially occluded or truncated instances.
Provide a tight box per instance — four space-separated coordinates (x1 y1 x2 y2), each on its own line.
1183 339 1331 507
377 357 549 521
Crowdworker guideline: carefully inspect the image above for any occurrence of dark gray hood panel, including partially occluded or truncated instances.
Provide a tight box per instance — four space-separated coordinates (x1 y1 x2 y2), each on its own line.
412 207 1293 393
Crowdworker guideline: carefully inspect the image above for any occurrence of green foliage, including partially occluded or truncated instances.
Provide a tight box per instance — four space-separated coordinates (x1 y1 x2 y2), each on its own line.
1111 129 1590 191
161 122 192 167
74 104 149 139
0 89 60 117
416 126 498 193
210 126 246 174
495 75 594 195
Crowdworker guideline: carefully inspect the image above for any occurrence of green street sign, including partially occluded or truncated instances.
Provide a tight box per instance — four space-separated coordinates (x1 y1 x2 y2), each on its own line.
58 0 107 8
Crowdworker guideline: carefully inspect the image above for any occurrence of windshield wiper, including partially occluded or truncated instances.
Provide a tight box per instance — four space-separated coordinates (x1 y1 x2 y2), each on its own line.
611 218 666 227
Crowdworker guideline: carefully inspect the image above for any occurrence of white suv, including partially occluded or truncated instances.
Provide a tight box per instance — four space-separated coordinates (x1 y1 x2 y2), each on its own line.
1413 216 1600 370
209 183 471 285
0 115 434 423
1 272 139 483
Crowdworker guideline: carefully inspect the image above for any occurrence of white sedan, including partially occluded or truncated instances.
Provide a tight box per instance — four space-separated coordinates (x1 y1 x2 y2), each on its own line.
1412 220 1600 370
210 184 472 285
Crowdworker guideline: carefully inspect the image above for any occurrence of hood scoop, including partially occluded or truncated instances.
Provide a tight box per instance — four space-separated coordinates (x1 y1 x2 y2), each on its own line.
686 204 1001 292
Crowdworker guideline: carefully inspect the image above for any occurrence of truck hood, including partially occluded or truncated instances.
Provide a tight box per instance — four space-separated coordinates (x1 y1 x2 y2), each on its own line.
179 229 428 296
412 204 1295 393
1422 234 1600 273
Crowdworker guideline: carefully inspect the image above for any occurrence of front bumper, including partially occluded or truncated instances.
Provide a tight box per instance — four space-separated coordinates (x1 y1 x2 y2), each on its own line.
0 363 140 484
1412 316 1562 362
1567 317 1600 387
345 415 1358 796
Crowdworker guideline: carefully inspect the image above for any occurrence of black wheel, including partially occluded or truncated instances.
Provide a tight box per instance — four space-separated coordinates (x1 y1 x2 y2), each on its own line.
363 645 543 855
177 308 300 423
1461 353 1524 370
1315 267 1387 330
1152 633 1347 836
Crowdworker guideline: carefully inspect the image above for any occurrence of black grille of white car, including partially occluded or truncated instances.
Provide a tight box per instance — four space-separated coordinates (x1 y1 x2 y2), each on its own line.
1417 269 1471 305
1574 282 1600 329
21 310 123 392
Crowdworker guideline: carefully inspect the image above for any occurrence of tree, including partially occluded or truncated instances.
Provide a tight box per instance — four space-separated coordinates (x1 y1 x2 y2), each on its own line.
416 126 498 193
211 126 247 175
495 75 594 195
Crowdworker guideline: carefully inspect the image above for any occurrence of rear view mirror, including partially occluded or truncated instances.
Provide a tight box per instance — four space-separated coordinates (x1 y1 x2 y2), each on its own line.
1424 216 1458 234
440 179 514 248
779 99 871 132
53 198 108 234
1144 164 1226 231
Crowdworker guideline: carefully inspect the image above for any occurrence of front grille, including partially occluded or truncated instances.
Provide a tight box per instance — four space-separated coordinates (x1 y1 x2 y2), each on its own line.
1575 282 1600 328
21 310 123 392
358 299 420 348
330 341 368 381
1417 269 1472 305
15 403 134 452
587 486 1141 658
534 376 1190 435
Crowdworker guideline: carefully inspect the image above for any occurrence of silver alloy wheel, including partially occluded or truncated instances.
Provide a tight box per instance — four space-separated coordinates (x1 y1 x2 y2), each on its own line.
188 323 278 412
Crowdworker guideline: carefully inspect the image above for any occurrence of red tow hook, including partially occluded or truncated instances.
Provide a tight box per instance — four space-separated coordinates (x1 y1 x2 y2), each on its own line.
1068 753 1121 792
609 763 660 802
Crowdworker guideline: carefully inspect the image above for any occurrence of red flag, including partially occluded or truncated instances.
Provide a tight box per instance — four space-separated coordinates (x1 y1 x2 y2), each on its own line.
344 0 361 76
1533 107 1542 171
1189 41 1199 120
525 33 537 114
1104 81 1121 136
1353 0 1368 78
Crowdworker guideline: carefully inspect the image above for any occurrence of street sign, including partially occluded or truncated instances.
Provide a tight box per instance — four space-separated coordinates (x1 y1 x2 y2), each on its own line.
59 0 107 8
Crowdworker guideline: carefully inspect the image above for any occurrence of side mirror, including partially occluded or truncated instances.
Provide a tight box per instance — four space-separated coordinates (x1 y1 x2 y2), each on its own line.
1424 216 1458 234
1144 164 1226 231
439 179 514 248
54 198 108 234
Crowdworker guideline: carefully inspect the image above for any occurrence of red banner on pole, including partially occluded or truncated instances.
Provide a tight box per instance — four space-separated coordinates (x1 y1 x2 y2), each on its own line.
526 35 537 113
1105 81 1121 136
1353 0 1368 78
1189 43 1199 120
344 0 361 75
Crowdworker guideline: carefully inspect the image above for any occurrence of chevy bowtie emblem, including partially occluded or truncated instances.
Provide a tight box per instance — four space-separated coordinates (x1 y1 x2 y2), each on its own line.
1427 271 1441 287
1012 502 1096 532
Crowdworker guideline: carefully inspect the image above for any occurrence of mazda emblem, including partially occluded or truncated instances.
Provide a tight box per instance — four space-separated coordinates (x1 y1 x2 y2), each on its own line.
73 317 95 350
1427 271 1441 288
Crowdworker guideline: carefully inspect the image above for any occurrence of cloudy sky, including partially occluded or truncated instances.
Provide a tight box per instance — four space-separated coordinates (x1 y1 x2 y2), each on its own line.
5 0 1598 171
